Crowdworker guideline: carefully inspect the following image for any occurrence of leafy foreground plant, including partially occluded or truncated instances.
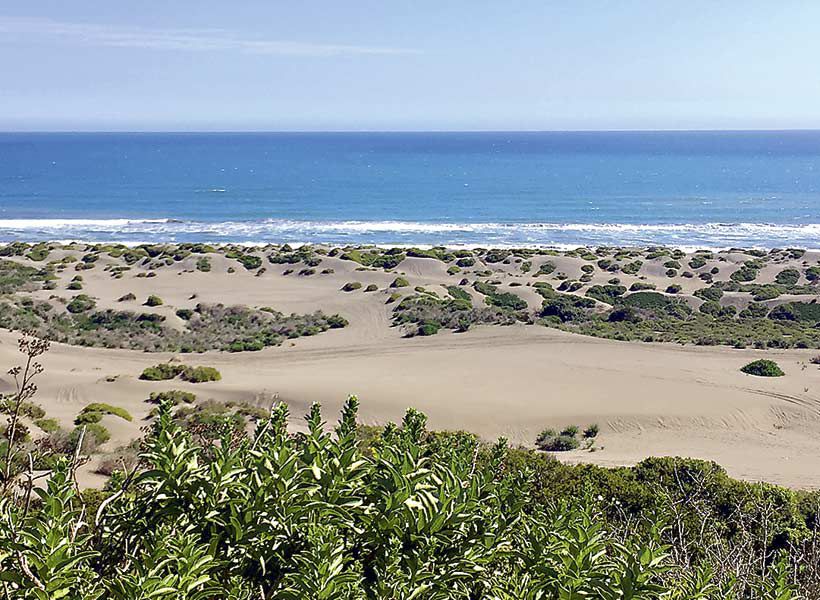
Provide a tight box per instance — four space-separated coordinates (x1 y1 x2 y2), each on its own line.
1 393 801 599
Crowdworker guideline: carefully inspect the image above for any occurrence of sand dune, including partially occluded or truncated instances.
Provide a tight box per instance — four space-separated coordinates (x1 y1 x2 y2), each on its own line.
3 243 820 488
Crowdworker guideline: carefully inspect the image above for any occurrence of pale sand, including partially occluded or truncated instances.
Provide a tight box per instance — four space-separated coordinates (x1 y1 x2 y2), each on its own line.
3 246 820 488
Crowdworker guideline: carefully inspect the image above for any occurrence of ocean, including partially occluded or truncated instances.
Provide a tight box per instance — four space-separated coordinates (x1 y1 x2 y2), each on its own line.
1 131 819 248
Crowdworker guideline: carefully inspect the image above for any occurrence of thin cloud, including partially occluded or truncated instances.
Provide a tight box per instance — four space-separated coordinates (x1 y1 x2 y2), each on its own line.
0 16 419 56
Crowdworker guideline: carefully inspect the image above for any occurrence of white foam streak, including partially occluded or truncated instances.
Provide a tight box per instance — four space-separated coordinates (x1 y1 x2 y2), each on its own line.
0 218 818 248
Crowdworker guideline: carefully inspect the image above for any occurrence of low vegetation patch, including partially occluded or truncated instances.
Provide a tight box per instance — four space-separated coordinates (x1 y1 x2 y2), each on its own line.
740 359 785 377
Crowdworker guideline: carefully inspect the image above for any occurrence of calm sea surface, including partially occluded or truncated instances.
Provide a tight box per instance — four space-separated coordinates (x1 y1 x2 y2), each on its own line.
1 131 819 248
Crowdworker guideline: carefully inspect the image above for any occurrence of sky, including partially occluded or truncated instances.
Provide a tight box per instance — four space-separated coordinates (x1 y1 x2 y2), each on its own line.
1 1 819 131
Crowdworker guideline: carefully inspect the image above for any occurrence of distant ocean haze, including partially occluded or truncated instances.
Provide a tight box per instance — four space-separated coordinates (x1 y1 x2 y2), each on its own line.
0 131 819 248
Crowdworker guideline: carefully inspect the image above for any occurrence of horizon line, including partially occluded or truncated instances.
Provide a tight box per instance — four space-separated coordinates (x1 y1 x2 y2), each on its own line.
3 128 820 134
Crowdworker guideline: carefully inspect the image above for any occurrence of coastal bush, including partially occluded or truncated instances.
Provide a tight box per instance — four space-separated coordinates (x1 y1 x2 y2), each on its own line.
583 423 599 438
117 292 136 302
180 365 222 383
341 281 362 292
741 359 785 377
139 363 185 381
144 294 163 307
585 284 626 304
33 417 60 433
695 286 724 301
237 254 262 270
731 263 760 282
391 277 410 288
0 374 816 599
364 283 378 292
665 284 681 293
769 301 820 323
79 402 133 422
776 268 801 286
148 390 196 405
536 427 580 451
66 294 96 314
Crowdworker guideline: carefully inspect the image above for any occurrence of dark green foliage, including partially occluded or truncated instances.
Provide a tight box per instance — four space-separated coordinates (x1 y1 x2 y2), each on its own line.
731 263 760 282
79 403 133 422
339 248 405 270
537 261 556 275
144 294 163 307
740 303 770 319
665 284 681 293
0 259 51 294
607 306 641 323
472 281 527 310
446 285 472 302
237 254 262 270
456 257 475 268
417 321 440 336
33 417 60 433
741 359 785 377
66 294 96 314
695 287 724 302
769 301 820 323
585 284 626 304
196 256 211 272
341 281 362 292
139 363 185 381
393 293 520 335
148 390 196 405
483 249 511 263
390 277 409 288
689 255 707 269
619 291 675 310
175 308 193 320
536 427 580 451
180 365 222 383
620 260 643 275
776 268 801 286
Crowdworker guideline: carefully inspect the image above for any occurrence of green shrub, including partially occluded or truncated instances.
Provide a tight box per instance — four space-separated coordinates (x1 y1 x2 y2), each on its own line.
775 268 800 286
80 403 133 422
417 321 440 336
583 424 599 438
665 284 681 294
237 254 262 270
33 417 60 433
585 284 626 304
364 284 378 292
180 366 222 383
66 294 96 314
118 293 136 302
341 281 362 292
74 411 103 425
139 363 185 381
145 295 164 307
148 390 196 405
694 287 724 302
740 359 784 377
391 277 410 288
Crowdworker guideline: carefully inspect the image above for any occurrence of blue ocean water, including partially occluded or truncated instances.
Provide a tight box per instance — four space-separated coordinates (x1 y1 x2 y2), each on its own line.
1 131 819 248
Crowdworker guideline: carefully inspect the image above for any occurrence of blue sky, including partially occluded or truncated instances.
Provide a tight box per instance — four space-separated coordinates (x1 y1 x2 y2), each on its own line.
1 1 819 131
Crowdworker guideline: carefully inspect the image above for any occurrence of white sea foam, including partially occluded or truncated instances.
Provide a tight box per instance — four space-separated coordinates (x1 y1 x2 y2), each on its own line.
0 218 818 248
